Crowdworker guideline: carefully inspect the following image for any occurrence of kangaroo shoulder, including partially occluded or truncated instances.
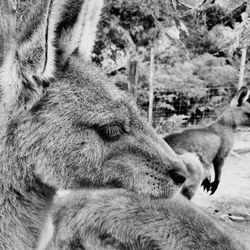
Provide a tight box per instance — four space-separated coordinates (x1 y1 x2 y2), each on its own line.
164 127 221 148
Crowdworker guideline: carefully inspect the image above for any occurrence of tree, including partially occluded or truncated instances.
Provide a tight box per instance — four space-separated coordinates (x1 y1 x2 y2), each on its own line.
238 2 250 89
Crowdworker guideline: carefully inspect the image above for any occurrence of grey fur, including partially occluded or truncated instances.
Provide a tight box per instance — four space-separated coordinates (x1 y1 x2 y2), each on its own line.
164 86 250 198
0 1 246 249
0 0 187 249
46 189 247 250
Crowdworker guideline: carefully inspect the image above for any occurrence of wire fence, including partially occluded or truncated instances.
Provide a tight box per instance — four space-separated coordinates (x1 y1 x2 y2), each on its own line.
139 86 238 134
17 0 239 135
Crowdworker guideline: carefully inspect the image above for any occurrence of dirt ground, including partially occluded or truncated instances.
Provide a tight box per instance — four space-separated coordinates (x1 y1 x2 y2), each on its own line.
192 130 250 249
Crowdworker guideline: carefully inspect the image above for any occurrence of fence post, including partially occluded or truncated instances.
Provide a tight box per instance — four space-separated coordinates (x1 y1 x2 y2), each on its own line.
129 59 139 102
148 47 154 125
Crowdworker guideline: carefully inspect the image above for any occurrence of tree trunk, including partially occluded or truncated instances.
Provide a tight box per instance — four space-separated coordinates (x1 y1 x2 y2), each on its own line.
148 47 155 125
238 1 250 89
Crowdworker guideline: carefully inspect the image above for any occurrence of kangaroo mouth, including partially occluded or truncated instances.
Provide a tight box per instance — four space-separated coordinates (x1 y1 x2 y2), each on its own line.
104 179 124 189
78 178 124 190
134 167 186 199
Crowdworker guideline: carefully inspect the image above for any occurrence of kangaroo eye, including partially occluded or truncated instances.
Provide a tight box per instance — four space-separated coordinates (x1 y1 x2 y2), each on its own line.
97 124 124 141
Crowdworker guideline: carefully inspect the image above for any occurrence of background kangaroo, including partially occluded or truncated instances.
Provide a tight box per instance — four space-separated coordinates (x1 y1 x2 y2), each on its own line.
163 86 250 199
0 1 246 250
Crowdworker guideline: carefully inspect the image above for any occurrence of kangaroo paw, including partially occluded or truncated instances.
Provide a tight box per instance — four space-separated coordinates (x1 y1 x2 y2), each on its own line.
201 178 211 192
209 180 219 195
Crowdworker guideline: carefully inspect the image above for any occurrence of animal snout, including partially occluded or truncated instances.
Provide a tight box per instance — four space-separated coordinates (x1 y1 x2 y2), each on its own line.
169 168 186 186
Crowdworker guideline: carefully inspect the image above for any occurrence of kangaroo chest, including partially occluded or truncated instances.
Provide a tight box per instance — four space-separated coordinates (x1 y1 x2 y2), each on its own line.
214 129 235 160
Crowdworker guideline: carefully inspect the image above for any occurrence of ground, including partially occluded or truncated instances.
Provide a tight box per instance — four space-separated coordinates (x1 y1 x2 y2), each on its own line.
192 129 250 249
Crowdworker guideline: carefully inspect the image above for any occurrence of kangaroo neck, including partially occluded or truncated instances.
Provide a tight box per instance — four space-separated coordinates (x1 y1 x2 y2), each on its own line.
0 178 55 250
210 109 236 134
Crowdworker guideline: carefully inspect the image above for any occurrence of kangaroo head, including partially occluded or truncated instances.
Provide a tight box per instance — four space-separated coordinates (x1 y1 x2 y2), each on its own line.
229 86 250 127
0 0 186 198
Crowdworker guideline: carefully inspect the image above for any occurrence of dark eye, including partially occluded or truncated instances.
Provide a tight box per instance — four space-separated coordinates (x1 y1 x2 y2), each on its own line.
97 124 124 141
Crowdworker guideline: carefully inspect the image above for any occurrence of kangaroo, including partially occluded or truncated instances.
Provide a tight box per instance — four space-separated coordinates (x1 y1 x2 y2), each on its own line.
0 0 188 249
38 189 247 250
179 152 210 199
0 1 246 250
163 86 250 199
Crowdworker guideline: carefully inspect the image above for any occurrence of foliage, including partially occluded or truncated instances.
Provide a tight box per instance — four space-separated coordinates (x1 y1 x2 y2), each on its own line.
137 53 238 131
92 1 244 133
18 0 249 134
155 115 188 134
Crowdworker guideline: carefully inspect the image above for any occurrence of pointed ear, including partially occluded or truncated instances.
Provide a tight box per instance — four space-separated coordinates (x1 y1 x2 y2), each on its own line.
230 86 249 107
55 0 104 61
66 0 104 60
0 0 104 111
39 0 68 79
0 0 48 111
40 0 104 78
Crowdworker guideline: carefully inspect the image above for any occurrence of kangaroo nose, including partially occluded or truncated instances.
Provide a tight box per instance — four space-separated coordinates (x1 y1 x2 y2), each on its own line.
169 168 186 185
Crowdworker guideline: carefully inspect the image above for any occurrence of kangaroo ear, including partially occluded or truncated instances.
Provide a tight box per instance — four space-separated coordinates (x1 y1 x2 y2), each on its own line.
230 86 249 107
55 0 104 61
1 0 104 111
35 0 104 79
0 0 48 111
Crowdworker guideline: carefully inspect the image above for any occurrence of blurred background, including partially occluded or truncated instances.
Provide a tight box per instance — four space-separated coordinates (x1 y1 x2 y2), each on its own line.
19 0 250 134
19 0 250 246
